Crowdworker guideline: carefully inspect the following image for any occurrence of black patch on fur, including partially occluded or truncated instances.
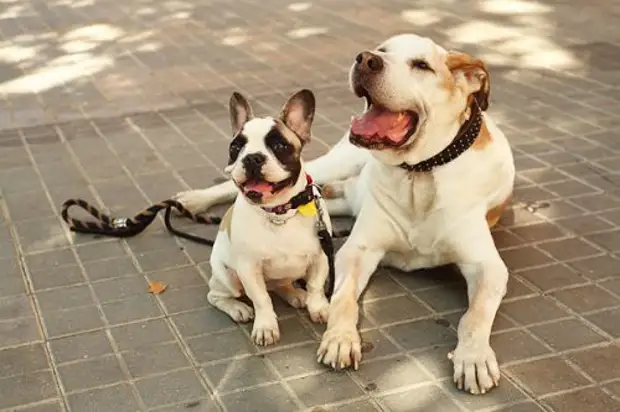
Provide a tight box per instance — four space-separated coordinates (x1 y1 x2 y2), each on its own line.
228 134 247 164
264 127 301 181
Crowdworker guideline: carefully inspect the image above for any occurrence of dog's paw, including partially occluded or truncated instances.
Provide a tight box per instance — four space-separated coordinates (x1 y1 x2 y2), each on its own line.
173 190 209 215
229 302 255 323
251 314 280 346
306 295 329 324
281 288 307 309
448 342 500 395
317 327 362 370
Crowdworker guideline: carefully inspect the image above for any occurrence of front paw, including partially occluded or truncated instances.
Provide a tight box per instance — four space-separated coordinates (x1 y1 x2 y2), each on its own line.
173 190 209 215
317 327 362 370
306 295 329 324
251 313 280 346
448 341 500 395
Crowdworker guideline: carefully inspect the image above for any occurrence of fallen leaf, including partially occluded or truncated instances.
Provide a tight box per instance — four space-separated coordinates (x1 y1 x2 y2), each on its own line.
147 280 167 294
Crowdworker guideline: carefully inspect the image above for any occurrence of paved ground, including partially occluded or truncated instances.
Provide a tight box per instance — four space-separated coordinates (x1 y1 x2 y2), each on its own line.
1 0 620 411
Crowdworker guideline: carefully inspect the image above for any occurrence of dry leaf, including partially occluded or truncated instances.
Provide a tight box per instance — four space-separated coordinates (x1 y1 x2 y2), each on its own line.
147 280 167 294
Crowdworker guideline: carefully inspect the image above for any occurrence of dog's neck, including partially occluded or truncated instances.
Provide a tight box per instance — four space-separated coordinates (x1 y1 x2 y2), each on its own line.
240 170 312 218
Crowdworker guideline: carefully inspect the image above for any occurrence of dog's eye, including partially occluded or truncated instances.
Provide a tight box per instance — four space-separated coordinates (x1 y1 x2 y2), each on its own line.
272 141 288 153
410 59 433 72
228 135 247 164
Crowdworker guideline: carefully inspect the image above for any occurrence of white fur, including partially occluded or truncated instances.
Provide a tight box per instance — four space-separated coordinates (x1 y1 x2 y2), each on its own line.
175 33 515 395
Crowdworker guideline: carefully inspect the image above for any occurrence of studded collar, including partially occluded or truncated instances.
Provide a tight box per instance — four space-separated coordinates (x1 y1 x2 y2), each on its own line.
261 174 315 215
398 101 483 173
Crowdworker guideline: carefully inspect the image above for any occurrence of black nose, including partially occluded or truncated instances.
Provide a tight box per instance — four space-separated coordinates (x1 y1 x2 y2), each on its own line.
242 152 266 176
355 51 383 72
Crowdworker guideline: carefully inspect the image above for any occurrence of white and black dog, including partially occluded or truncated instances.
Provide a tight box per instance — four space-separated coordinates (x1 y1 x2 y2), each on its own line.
176 34 515 395
207 89 332 346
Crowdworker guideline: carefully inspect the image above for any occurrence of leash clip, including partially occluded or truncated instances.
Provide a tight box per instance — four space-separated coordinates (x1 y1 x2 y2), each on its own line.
111 217 128 229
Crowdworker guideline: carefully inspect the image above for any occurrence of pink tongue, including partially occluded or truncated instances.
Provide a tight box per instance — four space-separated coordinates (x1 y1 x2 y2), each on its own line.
244 181 273 194
351 108 410 142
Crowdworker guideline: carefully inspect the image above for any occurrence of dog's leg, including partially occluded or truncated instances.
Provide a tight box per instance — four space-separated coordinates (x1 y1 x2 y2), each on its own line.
175 180 237 215
207 267 254 323
316 212 391 369
236 261 280 346
272 282 307 309
447 216 508 395
306 135 369 185
305 253 330 324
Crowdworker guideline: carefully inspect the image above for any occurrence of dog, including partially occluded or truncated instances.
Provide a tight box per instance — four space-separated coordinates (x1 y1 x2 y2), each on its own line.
175 33 515 395
206 89 332 346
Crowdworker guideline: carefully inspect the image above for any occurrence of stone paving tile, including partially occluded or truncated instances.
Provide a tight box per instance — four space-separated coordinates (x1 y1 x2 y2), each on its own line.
1 0 620 411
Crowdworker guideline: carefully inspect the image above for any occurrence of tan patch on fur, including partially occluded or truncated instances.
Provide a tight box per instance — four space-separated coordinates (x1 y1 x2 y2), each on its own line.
274 120 303 149
322 184 336 199
444 51 490 111
472 119 492 151
219 206 234 238
486 196 510 228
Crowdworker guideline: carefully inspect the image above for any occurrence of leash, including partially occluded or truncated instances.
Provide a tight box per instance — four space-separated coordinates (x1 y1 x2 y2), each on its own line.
61 198 222 246
61 190 349 299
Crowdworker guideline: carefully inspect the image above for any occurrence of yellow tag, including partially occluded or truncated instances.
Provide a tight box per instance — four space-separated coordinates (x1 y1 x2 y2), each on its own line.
298 201 317 217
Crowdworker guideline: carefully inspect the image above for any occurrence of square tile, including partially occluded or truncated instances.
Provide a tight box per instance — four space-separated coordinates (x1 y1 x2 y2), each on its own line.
529 318 606 351
586 307 620 337
0 295 35 321
288 371 365 406
542 387 620 412
36 284 95 312
67 383 142 412
517 264 587 292
379 384 461 412
123 342 191 379
265 343 325 378
17 401 64 412
102 295 163 325
538 238 601 261
0 343 49 378
58 355 125 392
385 318 457 350
83 256 138 281
414 284 469 312
203 356 279 393
147 266 207 290
91 275 148 303
220 383 298 412
567 344 620 382
506 357 590 396
440 378 527 411
569 255 620 280
29 264 86 291
500 246 554 271
0 317 42 348
499 296 569 325
171 307 236 338
135 369 209 409
42 305 104 338
352 355 433 393
159 286 210 314
551 285 619 313
49 330 114 364
135 248 192 272
0 370 57 410
186 329 255 363
360 272 406 301
491 330 552 364
111 319 175 350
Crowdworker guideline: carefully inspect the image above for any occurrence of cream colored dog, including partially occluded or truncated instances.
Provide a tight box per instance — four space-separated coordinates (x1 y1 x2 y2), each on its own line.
175 34 515 395
207 89 331 346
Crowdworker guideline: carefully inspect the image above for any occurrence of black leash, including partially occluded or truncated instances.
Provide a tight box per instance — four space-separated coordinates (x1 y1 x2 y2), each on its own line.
61 192 348 299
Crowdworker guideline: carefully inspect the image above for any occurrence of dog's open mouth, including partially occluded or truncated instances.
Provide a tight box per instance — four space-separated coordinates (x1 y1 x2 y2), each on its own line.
349 92 419 149
240 178 290 201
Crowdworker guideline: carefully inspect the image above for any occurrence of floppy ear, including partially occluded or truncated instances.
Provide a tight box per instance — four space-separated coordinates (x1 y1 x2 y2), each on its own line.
280 89 316 143
229 92 253 134
445 51 490 111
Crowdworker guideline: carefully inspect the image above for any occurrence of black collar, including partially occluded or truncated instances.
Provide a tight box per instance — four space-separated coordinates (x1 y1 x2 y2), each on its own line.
398 102 483 172
261 175 315 215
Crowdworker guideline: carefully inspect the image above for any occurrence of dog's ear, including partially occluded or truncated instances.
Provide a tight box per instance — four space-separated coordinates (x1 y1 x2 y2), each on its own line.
280 89 316 142
229 92 253 134
445 51 490 111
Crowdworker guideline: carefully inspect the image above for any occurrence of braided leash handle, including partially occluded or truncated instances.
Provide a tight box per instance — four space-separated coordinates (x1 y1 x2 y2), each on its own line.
61 198 221 240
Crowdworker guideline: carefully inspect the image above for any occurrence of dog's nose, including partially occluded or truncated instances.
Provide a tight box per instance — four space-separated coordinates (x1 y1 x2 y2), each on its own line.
242 152 266 172
355 51 383 73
